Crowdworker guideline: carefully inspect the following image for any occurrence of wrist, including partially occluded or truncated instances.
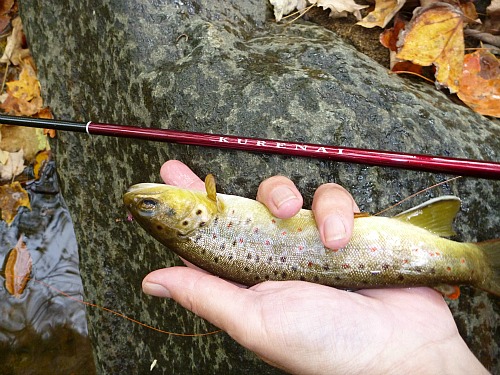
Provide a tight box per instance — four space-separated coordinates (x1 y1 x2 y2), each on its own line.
391 334 489 375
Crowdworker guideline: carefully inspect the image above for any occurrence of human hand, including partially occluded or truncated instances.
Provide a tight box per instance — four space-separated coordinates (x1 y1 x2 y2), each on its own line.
142 160 487 374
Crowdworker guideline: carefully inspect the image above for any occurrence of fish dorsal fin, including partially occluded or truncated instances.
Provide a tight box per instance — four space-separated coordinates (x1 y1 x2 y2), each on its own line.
205 174 217 202
394 196 461 237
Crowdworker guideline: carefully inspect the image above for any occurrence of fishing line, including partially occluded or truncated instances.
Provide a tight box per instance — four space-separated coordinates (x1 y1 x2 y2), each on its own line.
374 176 462 216
6 276 222 337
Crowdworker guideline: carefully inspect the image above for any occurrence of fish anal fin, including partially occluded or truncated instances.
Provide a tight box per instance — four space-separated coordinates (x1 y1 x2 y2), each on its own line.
205 174 217 202
434 284 461 299
394 196 461 237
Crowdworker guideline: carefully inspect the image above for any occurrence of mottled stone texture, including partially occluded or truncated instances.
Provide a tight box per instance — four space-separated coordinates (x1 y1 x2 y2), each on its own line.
20 0 499 373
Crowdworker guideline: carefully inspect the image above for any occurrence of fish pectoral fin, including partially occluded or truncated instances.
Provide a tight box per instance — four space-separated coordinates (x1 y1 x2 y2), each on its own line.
205 174 217 202
394 196 461 237
434 284 461 299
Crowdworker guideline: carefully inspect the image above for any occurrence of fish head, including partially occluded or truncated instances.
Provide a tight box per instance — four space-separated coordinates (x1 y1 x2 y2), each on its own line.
123 183 218 239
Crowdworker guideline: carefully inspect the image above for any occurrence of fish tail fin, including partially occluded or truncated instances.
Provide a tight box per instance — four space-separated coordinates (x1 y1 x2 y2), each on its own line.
477 239 500 297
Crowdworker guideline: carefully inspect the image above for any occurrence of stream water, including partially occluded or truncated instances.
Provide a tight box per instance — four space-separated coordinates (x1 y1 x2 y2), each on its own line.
0 161 95 374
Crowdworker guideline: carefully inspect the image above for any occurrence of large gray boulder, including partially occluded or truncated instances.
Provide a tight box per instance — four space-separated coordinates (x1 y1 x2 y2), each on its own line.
20 0 499 373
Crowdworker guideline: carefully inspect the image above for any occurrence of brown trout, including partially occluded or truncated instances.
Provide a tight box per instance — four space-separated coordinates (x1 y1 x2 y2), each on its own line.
123 175 500 298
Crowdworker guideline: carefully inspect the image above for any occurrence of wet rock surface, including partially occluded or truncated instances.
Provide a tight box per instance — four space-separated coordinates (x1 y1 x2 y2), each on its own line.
0 162 95 374
20 0 499 373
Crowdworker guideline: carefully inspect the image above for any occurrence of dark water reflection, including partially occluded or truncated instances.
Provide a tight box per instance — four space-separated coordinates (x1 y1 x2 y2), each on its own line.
0 161 95 374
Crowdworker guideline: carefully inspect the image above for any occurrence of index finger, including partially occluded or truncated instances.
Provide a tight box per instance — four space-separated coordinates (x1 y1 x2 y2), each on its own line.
160 160 205 190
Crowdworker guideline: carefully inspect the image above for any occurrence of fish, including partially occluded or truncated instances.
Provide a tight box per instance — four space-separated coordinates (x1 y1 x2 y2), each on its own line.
123 175 500 298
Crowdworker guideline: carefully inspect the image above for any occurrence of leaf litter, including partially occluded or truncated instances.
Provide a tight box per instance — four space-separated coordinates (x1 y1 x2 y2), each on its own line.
269 0 500 117
0 14 53 226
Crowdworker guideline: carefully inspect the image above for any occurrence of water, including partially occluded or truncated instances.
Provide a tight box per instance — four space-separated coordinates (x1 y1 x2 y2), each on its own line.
0 161 95 374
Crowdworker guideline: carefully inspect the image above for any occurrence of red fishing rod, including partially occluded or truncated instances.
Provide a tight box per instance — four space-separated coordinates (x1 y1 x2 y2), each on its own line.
1 114 499 180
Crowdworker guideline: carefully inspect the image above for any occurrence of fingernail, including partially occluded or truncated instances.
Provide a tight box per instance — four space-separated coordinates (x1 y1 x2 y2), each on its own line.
271 186 299 209
142 282 172 298
324 215 347 243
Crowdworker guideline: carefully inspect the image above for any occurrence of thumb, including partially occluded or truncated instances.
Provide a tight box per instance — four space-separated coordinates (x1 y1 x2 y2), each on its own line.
142 267 254 336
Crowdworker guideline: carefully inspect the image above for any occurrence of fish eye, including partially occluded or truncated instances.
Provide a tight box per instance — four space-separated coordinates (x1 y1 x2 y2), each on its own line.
139 198 158 211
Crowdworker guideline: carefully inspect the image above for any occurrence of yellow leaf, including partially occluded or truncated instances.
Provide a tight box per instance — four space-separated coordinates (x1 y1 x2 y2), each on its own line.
34 150 51 179
396 3 464 93
357 0 406 28
5 61 40 102
0 181 31 225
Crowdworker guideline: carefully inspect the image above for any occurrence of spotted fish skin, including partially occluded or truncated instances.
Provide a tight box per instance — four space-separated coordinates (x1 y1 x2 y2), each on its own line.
123 182 499 295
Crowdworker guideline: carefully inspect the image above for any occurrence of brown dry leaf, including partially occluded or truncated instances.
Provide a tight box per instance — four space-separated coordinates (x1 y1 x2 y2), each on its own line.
0 0 14 14
0 126 49 162
0 17 29 66
357 0 406 28
396 3 464 93
0 181 30 225
457 50 500 117
5 235 32 298
36 107 56 137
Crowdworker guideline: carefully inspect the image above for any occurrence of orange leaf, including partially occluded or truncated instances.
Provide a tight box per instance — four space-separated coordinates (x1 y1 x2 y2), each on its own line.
380 15 406 51
33 150 51 179
5 235 32 298
36 107 56 137
0 181 31 225
457 50 500 118
396 3 464 93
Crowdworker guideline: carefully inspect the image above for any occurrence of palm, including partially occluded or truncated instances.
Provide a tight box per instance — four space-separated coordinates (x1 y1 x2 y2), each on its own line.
237 282 457 374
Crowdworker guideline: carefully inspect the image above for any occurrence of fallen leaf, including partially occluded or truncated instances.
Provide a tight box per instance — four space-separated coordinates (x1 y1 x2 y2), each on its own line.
0 181 31 225
0 149 24 180
36 107 56 138
0 149 8 164
33 150 50 179
0 15 10 34
5 60 40 102
391 60 424 75
5 235 32 298
0 126 49 162
380 15 424 74
457 50 500 117
357 0 406 28
314 0 368 18
459 2 478 24
269 0 367 20
396 3 464 93
379 15 406 52
0 93 42 115
269 0 307 22
0 58 46 117
0 0 14 14
0 17 30 66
